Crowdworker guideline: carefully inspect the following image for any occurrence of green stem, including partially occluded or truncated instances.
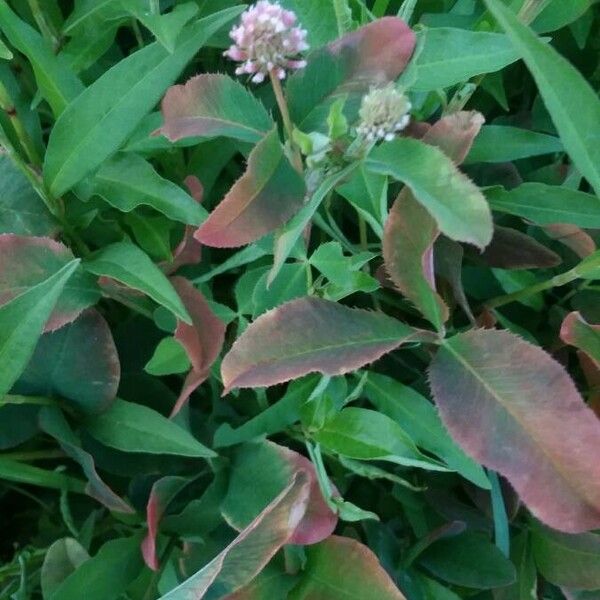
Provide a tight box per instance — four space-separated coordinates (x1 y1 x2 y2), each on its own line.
518 0 551 25
27 0 60 50
269 70 303 173
398 0 418 24
131 18 145 49
332 0 352 36
0 82 41 166
149 0 160 15
358 211 368 251
1 450 66 461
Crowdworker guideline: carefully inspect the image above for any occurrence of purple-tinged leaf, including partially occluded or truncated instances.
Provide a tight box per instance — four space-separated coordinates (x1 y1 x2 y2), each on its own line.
288 535 406 599
0 234 100 331
560 311 600 368
480 225 561 269
39 406 132 513
383 112 484 329
222 440 337 546
383 193 447 331
221 297 431 393
14 310 120 415
141 476 190 571
195 128 305 248
544 223 596 258
170 277 226 416
429 328 600 533
158 73 273 144
287 17 416 131
159 472 310 599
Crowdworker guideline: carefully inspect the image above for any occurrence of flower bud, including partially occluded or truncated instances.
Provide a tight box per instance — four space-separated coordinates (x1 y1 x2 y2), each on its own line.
356 85 412 142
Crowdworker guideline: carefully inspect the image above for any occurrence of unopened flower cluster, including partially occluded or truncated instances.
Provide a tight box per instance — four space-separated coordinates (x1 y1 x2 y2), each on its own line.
224 1 309 83
357 85 412 142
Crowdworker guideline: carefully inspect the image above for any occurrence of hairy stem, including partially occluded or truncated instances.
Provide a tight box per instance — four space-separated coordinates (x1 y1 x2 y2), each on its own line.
269 70 303 173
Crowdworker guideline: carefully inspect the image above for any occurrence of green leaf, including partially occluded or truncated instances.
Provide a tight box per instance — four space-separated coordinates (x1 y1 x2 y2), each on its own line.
0 156 57 235
221 296 431 393
495 532 537 600
486 183 600 227
84 398 216 458
84 241 191 324
531 523 600 590
144 337 191 376
0 1 83 116
63 0 130 33
279 0 338 47
39 406 132 513
366 137 493 249
129 2 199 52
0 35 11 59
49 536 144 600
466 126 563 163
484 0 600 196
289 536 405 599
268 164 357 286
0 457 85 493
14 310 120 415
419 531 516 589
532 0 596 33
159 73 273 144
364 373 489 488
0 259 79 398
412 28 521 91
41 538 89 600
314 407 447 471
83 152 207 225
43 6 243 197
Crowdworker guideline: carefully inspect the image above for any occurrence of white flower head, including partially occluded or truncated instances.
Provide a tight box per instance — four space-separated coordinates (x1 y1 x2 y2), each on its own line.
356 85 412 142
224 1 309 84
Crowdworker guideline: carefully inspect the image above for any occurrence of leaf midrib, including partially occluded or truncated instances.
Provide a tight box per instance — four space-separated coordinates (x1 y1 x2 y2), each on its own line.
442 340 595 507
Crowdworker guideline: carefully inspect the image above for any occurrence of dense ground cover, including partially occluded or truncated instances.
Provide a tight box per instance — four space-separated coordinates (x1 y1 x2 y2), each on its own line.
1 0 600 597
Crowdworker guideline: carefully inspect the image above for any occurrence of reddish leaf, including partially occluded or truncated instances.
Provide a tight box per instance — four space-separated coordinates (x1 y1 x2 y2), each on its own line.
160 471 310 599
289 535 406 599
141 476 190 570
480 225 561 269
579 352 600 418
0 234 100 331
221 297 430 393
170 277 226 416
560 311 600 368
544 223 596 258
158 73 273 144
195 128 305 247
421 111 485 164
161 176 203 275
429 328 600 533
222 440 337 546
383 112 483 330
287 17 416 131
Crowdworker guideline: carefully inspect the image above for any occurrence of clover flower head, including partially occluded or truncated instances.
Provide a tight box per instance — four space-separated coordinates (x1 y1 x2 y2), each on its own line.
224 1 309 84
356 85 412 142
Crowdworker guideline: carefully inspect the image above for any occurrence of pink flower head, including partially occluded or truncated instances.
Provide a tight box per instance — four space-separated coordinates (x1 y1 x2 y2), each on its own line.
224 1 309 84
